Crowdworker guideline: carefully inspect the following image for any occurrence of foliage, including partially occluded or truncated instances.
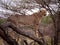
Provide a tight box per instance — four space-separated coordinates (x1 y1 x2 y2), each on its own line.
41 16 52 24
0 19 6 24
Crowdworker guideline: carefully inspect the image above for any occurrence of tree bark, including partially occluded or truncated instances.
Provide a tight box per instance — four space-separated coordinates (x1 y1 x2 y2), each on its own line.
53 11 60 45
0 22 45 45
0 28 18 45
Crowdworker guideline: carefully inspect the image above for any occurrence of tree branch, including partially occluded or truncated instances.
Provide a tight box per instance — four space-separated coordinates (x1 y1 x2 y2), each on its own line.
0 28 18 45
0 22 45 45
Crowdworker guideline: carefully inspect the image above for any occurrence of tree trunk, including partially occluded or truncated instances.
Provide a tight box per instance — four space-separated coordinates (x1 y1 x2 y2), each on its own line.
54 11 60 45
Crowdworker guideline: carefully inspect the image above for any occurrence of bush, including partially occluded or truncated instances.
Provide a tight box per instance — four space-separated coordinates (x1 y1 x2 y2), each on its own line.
0 19 7 24
41 16 52 24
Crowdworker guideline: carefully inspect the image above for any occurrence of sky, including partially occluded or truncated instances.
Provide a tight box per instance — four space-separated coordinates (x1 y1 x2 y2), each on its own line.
0 0 59 18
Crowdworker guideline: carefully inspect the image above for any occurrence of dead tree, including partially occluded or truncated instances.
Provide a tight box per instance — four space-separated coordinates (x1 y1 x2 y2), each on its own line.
0 22 48 45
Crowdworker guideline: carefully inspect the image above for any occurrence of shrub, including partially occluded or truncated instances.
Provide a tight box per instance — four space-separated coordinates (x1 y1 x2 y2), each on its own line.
41 16 52 24
0 19 6 24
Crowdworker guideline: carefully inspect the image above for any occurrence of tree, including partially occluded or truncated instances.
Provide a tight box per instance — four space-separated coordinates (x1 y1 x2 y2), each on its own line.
0 0 60 45
35 0 60 45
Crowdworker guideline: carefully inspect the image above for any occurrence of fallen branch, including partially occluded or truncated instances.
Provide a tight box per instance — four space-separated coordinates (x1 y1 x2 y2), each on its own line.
0 22 45 45
0 28 18 45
